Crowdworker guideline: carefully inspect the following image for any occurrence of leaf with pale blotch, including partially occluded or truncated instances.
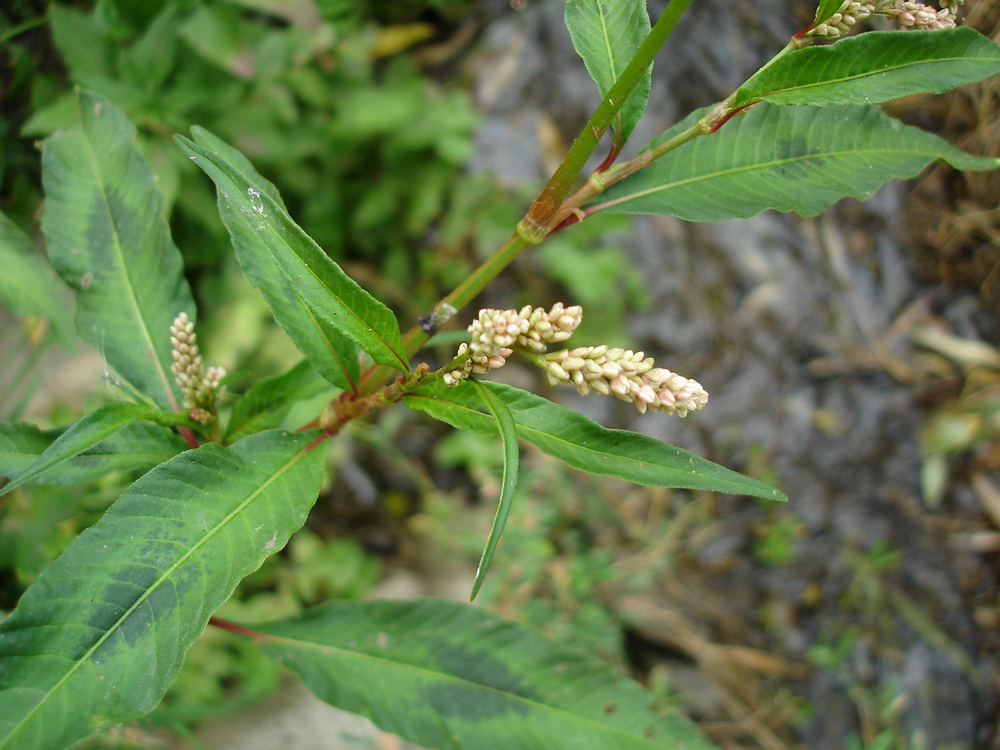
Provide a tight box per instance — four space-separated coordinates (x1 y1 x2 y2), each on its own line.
0 429 325 750
253 598 720 750
42 90 195 410
404 380 785 501
176 134 408 374
565 0 651 145
596 104 999 220
736 29 1000 108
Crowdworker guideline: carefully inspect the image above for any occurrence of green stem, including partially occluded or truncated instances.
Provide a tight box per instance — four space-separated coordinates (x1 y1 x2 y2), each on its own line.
521 0 697 236
346 1 697 402
356 231 528 395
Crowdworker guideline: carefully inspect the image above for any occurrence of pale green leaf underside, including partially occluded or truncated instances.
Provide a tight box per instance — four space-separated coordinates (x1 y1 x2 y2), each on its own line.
42 90 195 410
185 127 363 393
0 420 187 485
404 380 785 501
565 0 652 145
597 104 1000 220
255 599 719 750
176 133 408 374
0 430 324 750
736 29 1000 108
468 379 519 601
0 211 75 349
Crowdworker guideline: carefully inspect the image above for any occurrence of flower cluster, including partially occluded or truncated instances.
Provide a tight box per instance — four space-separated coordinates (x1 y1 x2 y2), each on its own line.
441 304 707 417
442 303 583 386
808 0 961 38
538 346 708 417
170 312 225 421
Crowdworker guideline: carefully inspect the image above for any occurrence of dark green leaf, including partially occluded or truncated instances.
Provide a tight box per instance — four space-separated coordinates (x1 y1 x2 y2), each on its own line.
404 381 785 501
0 403 184 498
565 0 652 145
812 0 845 26
223 360 331 443
597 104 1000 220
42 90 195 410
736 29 1000 108
0 211 75 349
468 379 519 601
0 429 325 750
0 421 188 486
253 599 719 750
175 132 408 373
185 127 363 392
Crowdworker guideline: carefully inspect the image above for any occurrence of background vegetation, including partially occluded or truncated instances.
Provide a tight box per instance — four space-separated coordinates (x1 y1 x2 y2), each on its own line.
2 1 1000 748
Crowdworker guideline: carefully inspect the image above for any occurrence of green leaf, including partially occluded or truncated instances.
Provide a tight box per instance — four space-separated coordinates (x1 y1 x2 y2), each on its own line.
0 211 75 349
0 421 188 485
0 429 325 750
565 0 652 145
468 379 519 602
812 0 845 26
404 381 785 502
184 127 363 393
48 4 114 81
596 104 1000 220
252 599 719 750
41 90 195 410
175 131 409 373
736 29 1000 108
0 402 185 498
223 360 331 443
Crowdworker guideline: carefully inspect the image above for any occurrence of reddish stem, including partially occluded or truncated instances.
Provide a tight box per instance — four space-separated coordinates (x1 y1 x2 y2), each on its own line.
209 616 268 641
178 425 199 449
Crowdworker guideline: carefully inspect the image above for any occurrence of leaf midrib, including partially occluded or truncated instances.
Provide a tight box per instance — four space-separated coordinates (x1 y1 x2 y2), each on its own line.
0 441 309 748
196 146 407 371
754 53 999 102
404 392 776 496
601 143 970 209
262 632 673 750
79 109 177 412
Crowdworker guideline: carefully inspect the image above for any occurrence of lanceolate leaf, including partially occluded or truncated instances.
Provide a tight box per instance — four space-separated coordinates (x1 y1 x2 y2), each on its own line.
468 379 519 602
175 133 408 373
0 211 74 349
404 380 785 501
186 128 363 392
0 402 187 498
812 0 845 27
0 429 325 750
736 29 1000 108
41 90 195 411
0 421 188 486
223 360 332 443
596 104 1000 221
253 599 719 750
565 0 652 145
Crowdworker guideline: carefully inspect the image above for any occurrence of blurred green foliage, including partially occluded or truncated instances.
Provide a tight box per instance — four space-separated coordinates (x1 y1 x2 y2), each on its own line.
2 0 480 317
431 431 626 663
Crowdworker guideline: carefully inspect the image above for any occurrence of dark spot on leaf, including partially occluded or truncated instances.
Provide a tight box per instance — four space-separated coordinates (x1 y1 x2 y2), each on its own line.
644 726 656 738
426 682 530 720
604 702 617 714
